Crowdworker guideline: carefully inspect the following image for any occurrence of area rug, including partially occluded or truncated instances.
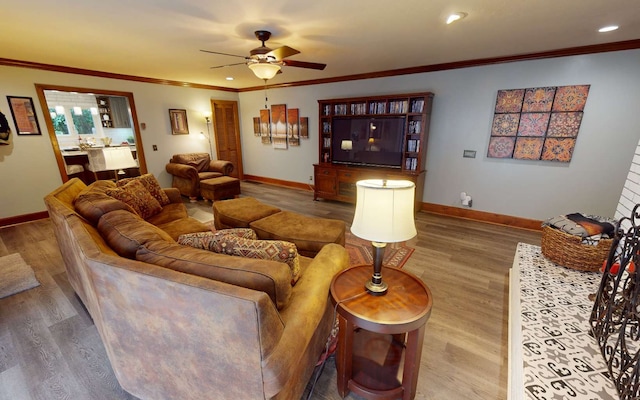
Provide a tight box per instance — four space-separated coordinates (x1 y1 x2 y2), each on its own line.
345 232 414 268
512 242 617 399
0 253 40 299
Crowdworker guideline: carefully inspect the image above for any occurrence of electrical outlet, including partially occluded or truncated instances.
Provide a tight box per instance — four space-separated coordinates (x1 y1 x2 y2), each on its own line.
309 175 313 182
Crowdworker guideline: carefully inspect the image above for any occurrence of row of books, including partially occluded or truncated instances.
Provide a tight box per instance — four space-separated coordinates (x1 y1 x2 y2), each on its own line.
322 122 331 133
350 103 367 115
410 99 425 113
321 97 426 116
322 137 331 148
389 100 409 114
369 101 386 114
405 157 418 171
334 104 348 115
408 120 422 134
406 139 420 152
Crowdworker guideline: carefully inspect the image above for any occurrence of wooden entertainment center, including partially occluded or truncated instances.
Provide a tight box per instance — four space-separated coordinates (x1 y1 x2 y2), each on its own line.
314 92 433 209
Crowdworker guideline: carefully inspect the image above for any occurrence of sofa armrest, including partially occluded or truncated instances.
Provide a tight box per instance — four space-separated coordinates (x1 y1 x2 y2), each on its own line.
165 162 199 180
162 187 182 204
209 160 234 176
262 243 349 396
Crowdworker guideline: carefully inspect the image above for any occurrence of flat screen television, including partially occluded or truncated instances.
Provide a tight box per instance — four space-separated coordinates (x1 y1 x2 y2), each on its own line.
331 116 405 168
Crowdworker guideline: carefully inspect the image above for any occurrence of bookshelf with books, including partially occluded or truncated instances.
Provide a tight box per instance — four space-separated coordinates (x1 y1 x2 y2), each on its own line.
315 92 433 208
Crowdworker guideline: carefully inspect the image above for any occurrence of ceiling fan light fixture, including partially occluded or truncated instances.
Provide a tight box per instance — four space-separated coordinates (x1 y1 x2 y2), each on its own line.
248 62 281 80
446 12 467 24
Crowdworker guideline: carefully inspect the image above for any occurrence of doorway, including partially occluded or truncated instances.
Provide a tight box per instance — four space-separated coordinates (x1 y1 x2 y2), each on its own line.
35 84 147 184
211 99 243 179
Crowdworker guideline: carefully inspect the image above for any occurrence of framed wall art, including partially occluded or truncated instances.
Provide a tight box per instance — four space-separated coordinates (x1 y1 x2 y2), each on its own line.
7 96 41 135
260 109 271 144
271 104 287 149
169 109 189 135
287 108 300 146
487 85 590 162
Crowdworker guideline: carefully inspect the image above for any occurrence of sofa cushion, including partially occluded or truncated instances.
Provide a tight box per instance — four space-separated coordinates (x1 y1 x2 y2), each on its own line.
97 210 175 259
106 180 162 219
74 187 136 226
137 239 293 309
117 174 170 206
178 231 301 284
154 217 210 241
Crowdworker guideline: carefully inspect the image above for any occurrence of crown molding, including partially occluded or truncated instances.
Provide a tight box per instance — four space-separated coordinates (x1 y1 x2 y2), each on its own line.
2 39 639 92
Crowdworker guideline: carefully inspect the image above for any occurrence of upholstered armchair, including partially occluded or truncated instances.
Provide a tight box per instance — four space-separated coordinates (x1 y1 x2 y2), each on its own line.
165 153 234 201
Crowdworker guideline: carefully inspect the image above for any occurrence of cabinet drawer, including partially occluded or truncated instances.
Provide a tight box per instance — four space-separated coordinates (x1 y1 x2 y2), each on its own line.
317 167 337 177
338 170 360 182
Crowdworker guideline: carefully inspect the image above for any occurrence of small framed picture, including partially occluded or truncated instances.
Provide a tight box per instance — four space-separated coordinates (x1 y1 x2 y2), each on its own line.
7 96 41 135
169 109 189 135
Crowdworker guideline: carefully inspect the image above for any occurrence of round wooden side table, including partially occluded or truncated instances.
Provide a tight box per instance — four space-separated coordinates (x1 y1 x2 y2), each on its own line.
330 265 433 400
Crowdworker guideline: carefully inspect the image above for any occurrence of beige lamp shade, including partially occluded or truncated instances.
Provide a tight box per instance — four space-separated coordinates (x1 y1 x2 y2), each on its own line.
248 62 281 80
350 179 417 243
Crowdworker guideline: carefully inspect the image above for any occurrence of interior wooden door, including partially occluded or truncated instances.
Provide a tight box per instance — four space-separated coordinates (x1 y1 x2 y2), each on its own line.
211 100 242 179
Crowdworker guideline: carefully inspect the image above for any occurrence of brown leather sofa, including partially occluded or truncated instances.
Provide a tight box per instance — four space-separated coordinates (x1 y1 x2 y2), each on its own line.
165 153 234 201
44 178 349 400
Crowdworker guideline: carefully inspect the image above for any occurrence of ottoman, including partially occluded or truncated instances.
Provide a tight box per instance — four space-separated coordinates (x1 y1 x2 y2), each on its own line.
200 176 241 202
213 197 281 229
250 211 345 258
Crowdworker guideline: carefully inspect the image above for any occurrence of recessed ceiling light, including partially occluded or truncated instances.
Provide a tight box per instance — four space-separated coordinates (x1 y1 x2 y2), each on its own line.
446 12 467 24
225 77 234 81
598 25 619 33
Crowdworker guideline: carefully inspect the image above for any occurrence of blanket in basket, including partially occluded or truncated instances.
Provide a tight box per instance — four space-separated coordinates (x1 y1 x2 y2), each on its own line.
542 213 616 245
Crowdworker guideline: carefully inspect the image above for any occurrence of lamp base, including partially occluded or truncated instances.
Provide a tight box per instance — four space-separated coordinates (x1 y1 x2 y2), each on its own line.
365 280 388 296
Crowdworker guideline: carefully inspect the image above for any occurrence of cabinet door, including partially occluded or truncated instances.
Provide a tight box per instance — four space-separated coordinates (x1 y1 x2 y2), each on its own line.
315 167 337 197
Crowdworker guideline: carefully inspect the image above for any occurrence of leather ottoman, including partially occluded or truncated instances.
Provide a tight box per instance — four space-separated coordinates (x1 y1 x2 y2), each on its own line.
250 211 345 258
213 197 281 229
200 176 241 202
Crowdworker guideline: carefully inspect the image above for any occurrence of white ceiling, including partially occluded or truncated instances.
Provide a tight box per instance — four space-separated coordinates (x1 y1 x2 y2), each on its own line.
2 0 639 90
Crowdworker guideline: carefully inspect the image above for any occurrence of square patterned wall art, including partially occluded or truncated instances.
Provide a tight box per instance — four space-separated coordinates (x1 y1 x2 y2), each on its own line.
487 85 590 162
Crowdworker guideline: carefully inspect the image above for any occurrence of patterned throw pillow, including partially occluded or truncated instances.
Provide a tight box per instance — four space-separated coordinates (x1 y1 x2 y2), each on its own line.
177 230 300 284
118 174 170 206
106 180 162 219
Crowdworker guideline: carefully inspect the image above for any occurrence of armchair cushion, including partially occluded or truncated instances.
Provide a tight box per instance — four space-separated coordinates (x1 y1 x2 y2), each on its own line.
188 158 210 172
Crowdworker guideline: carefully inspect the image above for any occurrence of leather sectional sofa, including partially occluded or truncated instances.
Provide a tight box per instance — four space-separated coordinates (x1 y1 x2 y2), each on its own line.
44 178 349 400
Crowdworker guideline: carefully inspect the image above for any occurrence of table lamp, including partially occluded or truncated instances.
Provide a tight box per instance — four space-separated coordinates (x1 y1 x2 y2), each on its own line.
86 147 138 181
350 179 417 295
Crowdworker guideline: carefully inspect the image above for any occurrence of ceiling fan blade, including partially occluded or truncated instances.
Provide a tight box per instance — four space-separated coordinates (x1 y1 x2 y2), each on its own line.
267 46 300 60
209 62 247 69
282 59 327 70
200 49 248 59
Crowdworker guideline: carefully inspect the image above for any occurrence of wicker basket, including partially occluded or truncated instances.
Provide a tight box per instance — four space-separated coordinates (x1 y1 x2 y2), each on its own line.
541 225 614 272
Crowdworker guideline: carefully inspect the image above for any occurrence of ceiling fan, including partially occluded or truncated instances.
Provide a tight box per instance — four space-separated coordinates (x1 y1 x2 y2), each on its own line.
201 30 326 80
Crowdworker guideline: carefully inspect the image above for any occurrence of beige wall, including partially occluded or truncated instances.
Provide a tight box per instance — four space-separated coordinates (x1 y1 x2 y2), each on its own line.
0 66 237 219
2 48 640 221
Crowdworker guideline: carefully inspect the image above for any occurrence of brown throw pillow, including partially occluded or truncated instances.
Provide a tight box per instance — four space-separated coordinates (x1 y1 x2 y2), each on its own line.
106 179 162 219
177 230 300 284
118 173 170 206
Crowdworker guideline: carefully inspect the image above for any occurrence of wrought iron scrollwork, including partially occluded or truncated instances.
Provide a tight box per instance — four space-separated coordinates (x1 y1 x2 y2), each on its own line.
590 203 640 399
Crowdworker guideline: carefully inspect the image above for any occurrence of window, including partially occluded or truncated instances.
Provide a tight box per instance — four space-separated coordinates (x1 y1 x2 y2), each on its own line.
49 107 69 135
71 108 96 135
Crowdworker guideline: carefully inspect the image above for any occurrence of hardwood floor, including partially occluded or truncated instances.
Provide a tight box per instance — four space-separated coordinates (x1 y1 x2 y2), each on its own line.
0 181 541 400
